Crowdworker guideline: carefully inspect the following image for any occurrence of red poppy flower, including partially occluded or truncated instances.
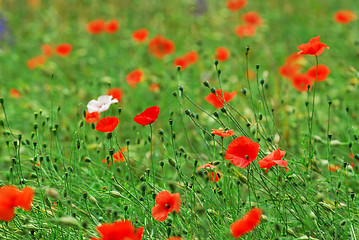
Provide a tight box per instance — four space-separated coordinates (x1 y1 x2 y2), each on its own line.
102 149 126 166
235 24 256 38
230 207 262 238
42 44 52 57
148 35 175 59
55 43 72 57
224 136 259 169
291 73 314 92
226 0 247 11
257 148 288 173
27 55 46 70
10 89 22 99
334 10 356 24
198 164 220 182
306 64 330 82
0 185 34 222
166 237 182 240
87 19 106 34
107 88 123 102
91 220 143 240
285 52 304 66
133 106 160 125
151 191 181 222
279 64 301 79
95 117 119 132
329 164 341 172
132 29 149 43
215 47 230 62
211 129 234 137
149 83 160 92
85 110 100 124
184 50 198 64
174 56 189 70
242 12 263 26
105 19 119 34
205 89 237 109
126 69 143 88
297 36 329 56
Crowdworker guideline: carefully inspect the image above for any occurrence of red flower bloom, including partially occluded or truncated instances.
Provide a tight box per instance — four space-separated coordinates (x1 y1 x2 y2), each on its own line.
151 191 181 222
226 0 247 11
329 164 341 172
126 69 143 88
215 47 230 62
242 12 263 26
102 149 126 166
149 83 160 92
132 29 149 43
291 73 314 92
27 55 46 70
91 220 143 240
205 89 237 109
10 89 22 99
42 44 52 57
297 36 329 56
230 207 262 238
257 148 288 173
105 19 119 34
148 35 175 59
224 136 259 169
184 50 198 64
166 237 182 240
133 106 160 125
285 52 304 66
279 64 301 79
334 10 356 24
198 164 220 182
87 19 106 34
95 117 119 132
0 185 34 222
211 129 235 137
174 56 189 70
107 88 123 102
235 24 256 38
306 64 330 82
85 110 100 124
55 43 72 57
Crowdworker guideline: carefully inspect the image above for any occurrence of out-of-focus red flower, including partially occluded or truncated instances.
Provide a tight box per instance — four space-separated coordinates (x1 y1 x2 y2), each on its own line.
27 56 46 70
149 83 160 92
211 129 234 137
205 89 237 109
329 164 341 172
87 19 106 34
132 29 149 43
224 136 259 169
174 56 189 70
235 24 256 38
148 35 175 59
133 106 160 125
0 185 34 222
257 148 288 173
334 10 356 24
151 191 181 222
91 220 143 240
42 44 52 57
198 164 220 182
226 0 247 11
242 12 263 26
285 52 305 66
102 149 126 166
174 50 199 70
306 64 330 82
215 47 230 62
55 43 72 57
95 117 119 132
105 19 119 34
279 64 301 79
184 50 198 64
10 89 22 99
166 237 182 240
107 88 123 102
126 69 143 88
85 110 100 124
230 207 262 238
291 73 314 92
298 36 329 56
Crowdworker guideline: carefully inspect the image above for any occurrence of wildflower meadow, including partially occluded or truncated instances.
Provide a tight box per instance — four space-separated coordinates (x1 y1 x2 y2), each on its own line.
1 0 359 239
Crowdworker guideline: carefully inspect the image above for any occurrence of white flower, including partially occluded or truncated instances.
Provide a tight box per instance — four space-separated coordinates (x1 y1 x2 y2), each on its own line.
87 95 118 113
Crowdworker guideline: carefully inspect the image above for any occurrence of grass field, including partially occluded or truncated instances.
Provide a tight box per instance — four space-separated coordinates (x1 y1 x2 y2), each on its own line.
0 0 359 239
